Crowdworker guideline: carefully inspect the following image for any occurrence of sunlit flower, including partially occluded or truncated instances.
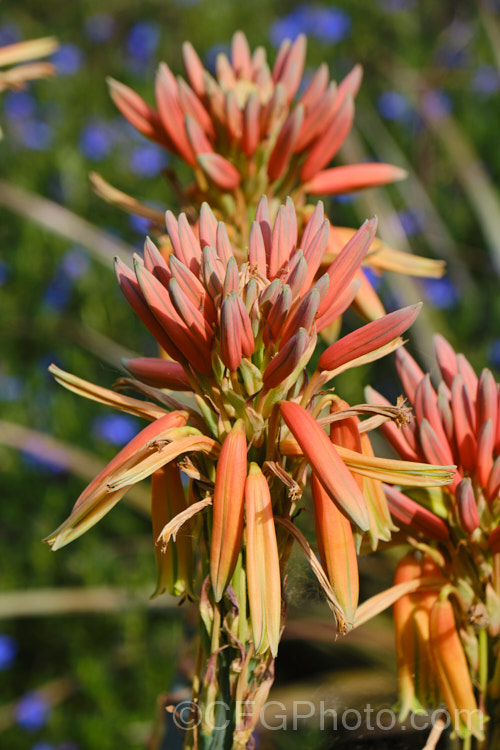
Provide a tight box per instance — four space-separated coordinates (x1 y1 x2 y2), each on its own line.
106 31 404 208
92 31 445 322
46 199 451 649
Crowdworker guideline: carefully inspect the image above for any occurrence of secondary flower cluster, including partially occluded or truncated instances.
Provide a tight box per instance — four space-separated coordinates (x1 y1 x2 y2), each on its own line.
46 199 452 659
368 337 500 741
94 30 445 325
107 31 404 210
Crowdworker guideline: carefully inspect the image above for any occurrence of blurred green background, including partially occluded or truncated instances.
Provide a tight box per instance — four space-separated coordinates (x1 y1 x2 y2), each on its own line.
1 0 500 748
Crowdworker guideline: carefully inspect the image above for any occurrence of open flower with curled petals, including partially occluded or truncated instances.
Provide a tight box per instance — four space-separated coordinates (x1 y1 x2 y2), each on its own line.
367 336 500 740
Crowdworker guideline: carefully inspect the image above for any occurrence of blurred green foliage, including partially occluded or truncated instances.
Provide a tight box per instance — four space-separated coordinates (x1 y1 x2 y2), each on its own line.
1 0 500 747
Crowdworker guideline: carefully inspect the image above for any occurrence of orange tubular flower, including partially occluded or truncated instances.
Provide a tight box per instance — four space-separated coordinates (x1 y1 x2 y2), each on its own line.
151 463 193 598
210 420 247 602
245 463 281 656
430 597 485 741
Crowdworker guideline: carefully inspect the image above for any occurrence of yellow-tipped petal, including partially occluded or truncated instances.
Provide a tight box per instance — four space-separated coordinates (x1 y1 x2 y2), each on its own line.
44 411 189 550
49 364 167 420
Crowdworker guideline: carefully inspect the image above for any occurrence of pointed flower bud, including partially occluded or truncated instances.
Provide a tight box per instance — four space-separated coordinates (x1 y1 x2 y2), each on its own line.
456 478 480 535
197 153 241 190
280 401 370 530
429 597 485 741
318 304 421 372
210 420 247 601
383 484 449 541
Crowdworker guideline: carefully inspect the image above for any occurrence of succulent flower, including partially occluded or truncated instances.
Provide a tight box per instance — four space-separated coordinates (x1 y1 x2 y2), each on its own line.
46 200 452 635
368 336 500 739
93 31 445 322
106 31 404 208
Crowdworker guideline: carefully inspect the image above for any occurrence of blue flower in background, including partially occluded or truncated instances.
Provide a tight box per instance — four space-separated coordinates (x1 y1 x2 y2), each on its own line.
0 375 24 402
270 5 350 46
129 214 152 235
0 634 17 669
127 21 161 63
0 22 21 45
472 65 500 96
80 119 113 161
306 7 351 43
61 248 90 280
420 277 459 309
16 693 51 731
21 439 69 474
270 11 306 45
333 193 356 204
17 121 53 151
377 91 413 123
92 414 140 446
43 277 72 311
31 743 55 750
398 208 427 236
4 91 36 122
43 249 90 311
0 260 9 285
85 13 116 43
130 144 168 177
488 339 500 369
51 44 84 75
362 266 382 290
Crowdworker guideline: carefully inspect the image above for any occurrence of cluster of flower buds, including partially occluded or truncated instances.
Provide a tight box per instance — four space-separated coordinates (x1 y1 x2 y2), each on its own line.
367 335 500 550
95 31 445 324
107 31 405 210
368 337 500 738
46 197 453 657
